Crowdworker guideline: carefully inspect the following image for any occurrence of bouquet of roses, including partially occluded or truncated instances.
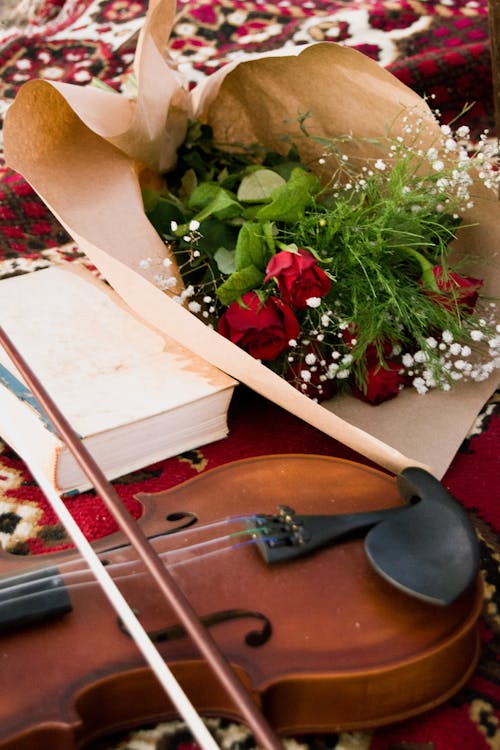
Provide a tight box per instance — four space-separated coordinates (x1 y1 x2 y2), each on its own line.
141 116 499 405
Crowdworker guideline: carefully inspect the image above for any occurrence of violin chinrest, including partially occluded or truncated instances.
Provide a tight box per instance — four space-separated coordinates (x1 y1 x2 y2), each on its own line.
365 467 479 605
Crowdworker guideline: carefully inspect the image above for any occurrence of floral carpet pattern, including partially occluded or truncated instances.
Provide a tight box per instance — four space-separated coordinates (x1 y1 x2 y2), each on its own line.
0 2 499 750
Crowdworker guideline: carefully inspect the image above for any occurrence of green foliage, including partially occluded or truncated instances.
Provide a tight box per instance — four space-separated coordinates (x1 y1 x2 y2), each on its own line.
143 122 315 302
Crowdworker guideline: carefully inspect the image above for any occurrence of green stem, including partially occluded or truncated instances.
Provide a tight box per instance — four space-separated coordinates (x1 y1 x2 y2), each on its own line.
400 247 439 292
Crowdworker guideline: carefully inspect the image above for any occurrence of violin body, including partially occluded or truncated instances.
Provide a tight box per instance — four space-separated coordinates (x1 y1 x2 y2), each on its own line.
0 455 482 749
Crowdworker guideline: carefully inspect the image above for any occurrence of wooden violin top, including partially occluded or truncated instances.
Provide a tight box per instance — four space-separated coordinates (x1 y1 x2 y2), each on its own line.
0 455 482 749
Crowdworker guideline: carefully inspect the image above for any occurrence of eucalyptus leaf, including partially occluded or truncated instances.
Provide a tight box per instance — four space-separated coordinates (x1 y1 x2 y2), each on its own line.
188 182 242 221
237 168 286 203
197 218 239 257
180 169 198 199
214 246 237 275
142 188 160 213
241 205 261 220
216 264 265 305
255 167 320 223
143 192 186 237
234 222 271 272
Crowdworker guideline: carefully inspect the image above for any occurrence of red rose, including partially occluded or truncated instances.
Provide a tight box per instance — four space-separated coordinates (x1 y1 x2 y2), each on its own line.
425 266 483 314
342 325 395 367
354 361 405 405
264 248 331 309
218 291 300 361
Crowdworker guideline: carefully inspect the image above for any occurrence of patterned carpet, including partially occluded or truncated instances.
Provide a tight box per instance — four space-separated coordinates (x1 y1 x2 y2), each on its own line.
0 2 499 750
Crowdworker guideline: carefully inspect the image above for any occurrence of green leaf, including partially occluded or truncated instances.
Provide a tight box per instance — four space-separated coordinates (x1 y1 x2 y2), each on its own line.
216 265 265 305
234 222 272 272
142 188 160 213
187 182 242 222
179 169 197 200
237 168 286 203
255 167 320 223
197 218 239 257
214 247 237 275
143 192 186 237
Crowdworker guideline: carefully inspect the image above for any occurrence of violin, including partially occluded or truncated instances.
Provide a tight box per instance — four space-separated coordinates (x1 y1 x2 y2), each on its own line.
0 454 482 750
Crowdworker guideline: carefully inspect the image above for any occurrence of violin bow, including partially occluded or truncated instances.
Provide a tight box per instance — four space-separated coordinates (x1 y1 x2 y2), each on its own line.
0 325 284 750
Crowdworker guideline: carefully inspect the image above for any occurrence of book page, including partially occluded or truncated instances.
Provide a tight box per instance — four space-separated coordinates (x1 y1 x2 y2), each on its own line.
0 267 235 436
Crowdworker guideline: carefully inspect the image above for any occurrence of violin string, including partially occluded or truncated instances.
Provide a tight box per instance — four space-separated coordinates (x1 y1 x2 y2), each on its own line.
0 525 275 604
0 515 253 595
1 532 280 613
15 513 260 579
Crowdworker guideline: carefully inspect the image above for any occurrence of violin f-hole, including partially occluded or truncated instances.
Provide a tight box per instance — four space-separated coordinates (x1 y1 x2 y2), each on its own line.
119 609 273 648
164 512 198 533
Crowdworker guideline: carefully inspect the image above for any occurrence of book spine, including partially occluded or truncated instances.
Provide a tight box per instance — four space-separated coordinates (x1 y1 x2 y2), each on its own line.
0 363 57 435
0 378 63 492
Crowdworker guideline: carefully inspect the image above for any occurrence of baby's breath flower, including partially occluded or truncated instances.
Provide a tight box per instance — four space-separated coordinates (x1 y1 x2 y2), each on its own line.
306 297 321 308
154 273 177 290
180 285 195 299
413 377 428 394
414 350 428 363
488 335 500 349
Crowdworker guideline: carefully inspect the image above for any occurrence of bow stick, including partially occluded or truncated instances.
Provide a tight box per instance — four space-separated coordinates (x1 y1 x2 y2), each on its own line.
0 325 284 750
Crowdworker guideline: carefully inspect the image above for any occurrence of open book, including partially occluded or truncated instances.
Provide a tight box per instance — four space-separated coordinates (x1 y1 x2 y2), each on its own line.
0 266 237 492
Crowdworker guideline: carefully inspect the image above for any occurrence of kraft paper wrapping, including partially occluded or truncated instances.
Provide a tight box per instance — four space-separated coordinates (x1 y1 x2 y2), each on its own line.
4 0 500 479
